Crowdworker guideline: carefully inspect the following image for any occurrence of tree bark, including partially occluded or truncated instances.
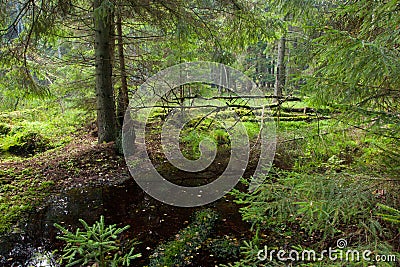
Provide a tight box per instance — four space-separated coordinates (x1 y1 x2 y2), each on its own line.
274 36 286 99
267 57 274 89
94 0 116 143
116 12 129 128
115 9 135 155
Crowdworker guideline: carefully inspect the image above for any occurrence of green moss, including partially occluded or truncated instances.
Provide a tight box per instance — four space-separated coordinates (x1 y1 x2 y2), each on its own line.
0 106 94 160
0 123 11 135
6 132 52 156
212 129 230 145
242 121 260 140
0 168 54 235
149 209 219 267
206 235 240 260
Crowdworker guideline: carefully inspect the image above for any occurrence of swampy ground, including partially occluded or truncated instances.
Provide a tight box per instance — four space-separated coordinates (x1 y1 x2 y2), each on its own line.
1 105 399 267
0 131 254 266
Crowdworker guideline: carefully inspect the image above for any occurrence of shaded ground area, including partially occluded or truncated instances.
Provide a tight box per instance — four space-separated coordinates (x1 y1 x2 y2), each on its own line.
1 135 126 188
0 134 255 266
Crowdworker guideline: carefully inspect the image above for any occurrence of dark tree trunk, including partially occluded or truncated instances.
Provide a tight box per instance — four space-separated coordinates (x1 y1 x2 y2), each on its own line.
116 12 129 128
274 36 286 100
94 0 116 143
115 10 135 155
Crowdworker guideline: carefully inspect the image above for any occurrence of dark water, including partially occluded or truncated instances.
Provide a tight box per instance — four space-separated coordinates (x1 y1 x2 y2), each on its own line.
0 173 250 266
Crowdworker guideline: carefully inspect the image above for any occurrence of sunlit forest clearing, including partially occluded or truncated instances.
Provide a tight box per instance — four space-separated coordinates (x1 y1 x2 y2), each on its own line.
0 0 399 266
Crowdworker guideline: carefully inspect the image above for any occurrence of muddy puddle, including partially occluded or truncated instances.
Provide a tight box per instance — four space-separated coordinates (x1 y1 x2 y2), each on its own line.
0 169 251 266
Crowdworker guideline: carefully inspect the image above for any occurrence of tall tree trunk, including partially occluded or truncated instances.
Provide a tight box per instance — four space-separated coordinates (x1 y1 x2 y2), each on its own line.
274 36 286 100
268 58 274 89
116 12 128 128
94 0 116 143
115 9 135 154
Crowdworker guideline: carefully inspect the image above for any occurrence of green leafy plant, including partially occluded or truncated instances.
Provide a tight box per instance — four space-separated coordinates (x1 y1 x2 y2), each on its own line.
54 216 141 267
232 171 382 239
377 204 400 225
319 155 346 173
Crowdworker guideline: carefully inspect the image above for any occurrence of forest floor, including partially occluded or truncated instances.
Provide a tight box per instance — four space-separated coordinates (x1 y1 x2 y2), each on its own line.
1 107 399 266
0 134 126 189
0 131 254 266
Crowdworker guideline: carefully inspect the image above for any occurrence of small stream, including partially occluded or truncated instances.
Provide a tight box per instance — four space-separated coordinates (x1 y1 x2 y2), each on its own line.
0 170 250 266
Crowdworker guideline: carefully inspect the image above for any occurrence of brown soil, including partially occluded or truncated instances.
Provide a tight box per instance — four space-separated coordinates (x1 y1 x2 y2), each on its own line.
0 133 254 266
1 134 128 189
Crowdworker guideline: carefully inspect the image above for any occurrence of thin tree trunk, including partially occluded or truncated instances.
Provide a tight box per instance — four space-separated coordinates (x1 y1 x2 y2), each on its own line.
94 0 116 143
274 36 286 100
116 12 129 128
116 9 136 155
268 58 274 89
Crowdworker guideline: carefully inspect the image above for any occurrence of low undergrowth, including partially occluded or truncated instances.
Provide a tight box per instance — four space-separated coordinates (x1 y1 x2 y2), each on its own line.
149 209 219 267
223 113 400 266
55 215 141 267
0 106 92 158
225 170 400 266
0 168 55 234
